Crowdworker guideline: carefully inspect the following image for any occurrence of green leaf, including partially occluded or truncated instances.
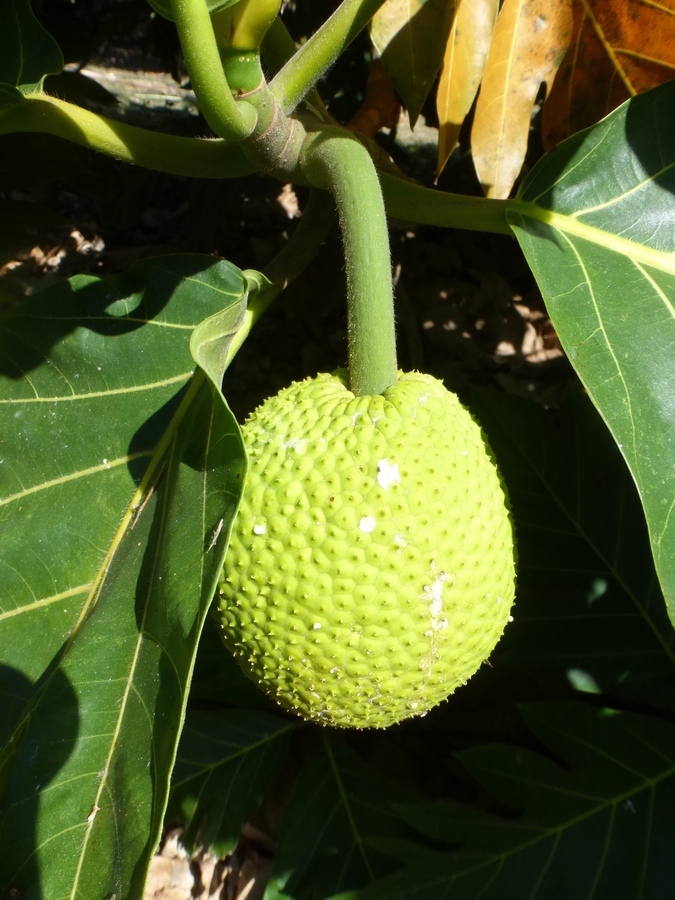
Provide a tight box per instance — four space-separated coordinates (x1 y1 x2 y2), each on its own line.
0 0 63 93
168 708 294 856
507 80 675 628
267 738 412 900
338 702 675 899
189 269 269 388
147 0 242 23
371 0 455 127
0 255 249 898
472 389 675 707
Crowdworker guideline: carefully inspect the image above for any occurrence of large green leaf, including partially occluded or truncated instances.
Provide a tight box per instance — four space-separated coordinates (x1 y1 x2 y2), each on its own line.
472 389 675 707
266 738 412 900
0 0 63 93
507 80 675 628
335 702 675 899
0 256 249 898
169 708 294 856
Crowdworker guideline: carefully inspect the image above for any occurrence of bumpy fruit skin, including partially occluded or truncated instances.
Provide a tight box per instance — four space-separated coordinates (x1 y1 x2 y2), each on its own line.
217 371 515 728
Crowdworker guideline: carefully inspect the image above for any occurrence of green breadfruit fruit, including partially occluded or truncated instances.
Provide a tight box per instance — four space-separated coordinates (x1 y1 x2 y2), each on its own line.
217 370 516 728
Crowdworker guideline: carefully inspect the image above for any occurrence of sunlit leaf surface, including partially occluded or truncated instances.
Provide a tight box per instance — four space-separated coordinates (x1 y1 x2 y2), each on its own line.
0 256 248 898
508 80 675 626
437 0 498 176
371 0 456 127
471 0 573 198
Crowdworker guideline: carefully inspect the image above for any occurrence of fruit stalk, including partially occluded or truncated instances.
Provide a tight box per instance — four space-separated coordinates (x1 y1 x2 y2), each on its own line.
301 132 397 397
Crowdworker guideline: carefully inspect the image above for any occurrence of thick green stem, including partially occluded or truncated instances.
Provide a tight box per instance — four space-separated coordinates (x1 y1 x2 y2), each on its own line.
270 0 388 115
170 0 257 140
262 17 329 118
0 95 254 177
380 173 512 235
301 132 396 397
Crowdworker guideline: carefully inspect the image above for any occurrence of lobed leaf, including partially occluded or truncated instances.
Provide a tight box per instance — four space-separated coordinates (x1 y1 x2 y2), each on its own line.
473 389 675 706
169 708 294 856
333 702 675 899
508 79 675 627
0 255 249 898
266 738 413 900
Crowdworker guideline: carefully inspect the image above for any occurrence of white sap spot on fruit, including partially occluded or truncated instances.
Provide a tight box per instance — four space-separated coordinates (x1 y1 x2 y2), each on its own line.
394 533 407 547
282 437 307 454
313 622 321 629
422 573 450 631
253 524 266 535
377 458 401 489
419 393 429 405
408 700 419 709
509 615 514 622
461 451 468 457
330 667 338 674
352 411 363 425
359 516 376 533
497 596 502 603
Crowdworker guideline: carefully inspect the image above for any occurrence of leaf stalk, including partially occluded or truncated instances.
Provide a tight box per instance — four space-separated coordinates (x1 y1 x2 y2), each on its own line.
169 0 257 140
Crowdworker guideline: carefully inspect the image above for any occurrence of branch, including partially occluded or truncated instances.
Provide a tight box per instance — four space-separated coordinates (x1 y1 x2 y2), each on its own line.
270 0 388 115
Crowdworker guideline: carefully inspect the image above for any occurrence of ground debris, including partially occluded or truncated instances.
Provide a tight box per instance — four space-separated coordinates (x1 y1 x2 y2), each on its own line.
145 826 273 900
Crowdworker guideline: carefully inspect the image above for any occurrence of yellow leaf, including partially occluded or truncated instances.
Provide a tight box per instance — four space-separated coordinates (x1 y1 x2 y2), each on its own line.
437 0 499 177
471 0 573 198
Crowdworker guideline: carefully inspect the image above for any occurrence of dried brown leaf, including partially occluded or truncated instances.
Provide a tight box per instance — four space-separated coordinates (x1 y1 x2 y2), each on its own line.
543 0 675 148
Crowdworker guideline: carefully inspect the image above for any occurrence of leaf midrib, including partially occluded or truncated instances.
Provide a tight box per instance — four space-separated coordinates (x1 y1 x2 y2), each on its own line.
397 754 674 896
508 200 675 276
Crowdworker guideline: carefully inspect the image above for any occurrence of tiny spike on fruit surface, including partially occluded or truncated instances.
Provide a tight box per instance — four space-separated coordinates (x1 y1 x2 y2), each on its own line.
217 370 516 728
